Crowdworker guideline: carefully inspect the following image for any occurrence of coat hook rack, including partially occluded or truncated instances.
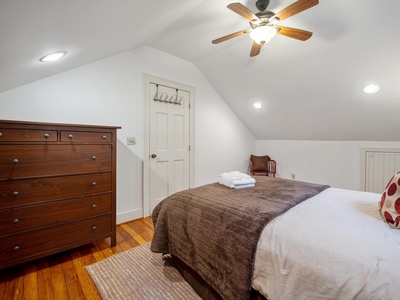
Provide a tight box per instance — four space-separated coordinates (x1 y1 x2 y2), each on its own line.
153 84 182 105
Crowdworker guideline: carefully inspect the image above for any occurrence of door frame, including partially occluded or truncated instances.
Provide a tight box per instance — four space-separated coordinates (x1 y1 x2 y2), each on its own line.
143 74 195 217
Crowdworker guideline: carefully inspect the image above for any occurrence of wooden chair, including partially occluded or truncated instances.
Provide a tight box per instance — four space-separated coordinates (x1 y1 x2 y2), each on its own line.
249 155 277 177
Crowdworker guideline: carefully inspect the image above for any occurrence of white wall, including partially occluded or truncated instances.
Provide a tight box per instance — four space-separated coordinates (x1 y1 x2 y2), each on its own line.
257 140 400 191
0 46 256 223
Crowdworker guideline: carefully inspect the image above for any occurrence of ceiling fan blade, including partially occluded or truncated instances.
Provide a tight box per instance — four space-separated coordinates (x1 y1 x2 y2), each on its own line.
274 0 319 21
276 26 313 41
212 29 250 44
250 42 262 57
227 2 260 22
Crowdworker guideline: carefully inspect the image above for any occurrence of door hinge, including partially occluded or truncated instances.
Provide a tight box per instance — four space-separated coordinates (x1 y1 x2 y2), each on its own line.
188 145 191 151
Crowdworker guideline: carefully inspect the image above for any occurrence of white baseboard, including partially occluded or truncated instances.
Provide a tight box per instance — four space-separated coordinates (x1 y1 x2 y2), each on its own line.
117 208 143 224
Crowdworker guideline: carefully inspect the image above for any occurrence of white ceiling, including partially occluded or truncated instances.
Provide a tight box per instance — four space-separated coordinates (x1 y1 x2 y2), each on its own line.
1 0 399 141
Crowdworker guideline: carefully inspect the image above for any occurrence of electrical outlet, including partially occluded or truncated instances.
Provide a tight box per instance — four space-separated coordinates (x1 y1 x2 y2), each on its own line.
291 173 296 180
127 137 136 145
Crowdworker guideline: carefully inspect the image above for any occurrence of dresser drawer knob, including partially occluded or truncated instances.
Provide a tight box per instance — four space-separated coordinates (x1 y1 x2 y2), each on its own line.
92 204 97 209
0 132 2 137
12 191 19 197
44 133 50 138
102 135 107 139
68 134 74 139
12 158 19 164
92 226 97 231
14 245 20 251
91 182 97 186
13 218 20 224
91 155 97 160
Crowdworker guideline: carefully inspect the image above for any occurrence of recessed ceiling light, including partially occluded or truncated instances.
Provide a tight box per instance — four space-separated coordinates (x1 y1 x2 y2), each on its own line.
363 84 380 94
253 102 262 109
39 51 67 62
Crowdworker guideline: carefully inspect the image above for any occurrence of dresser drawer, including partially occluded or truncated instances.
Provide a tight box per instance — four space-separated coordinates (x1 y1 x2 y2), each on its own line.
61 131 112 143
0 193 111 235
0 144 111 179
0 128 58 142
0 172 111 209
0 214 112 267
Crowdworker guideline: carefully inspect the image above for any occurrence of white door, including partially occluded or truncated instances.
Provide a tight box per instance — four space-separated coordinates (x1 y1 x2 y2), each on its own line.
365 150 400 193
144 76 194 216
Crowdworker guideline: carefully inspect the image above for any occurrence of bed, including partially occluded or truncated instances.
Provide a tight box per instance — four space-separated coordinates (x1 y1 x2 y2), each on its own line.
150 176 400 300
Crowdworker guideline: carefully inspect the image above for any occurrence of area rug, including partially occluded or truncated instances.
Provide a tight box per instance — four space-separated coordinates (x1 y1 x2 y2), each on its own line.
86 243 201 299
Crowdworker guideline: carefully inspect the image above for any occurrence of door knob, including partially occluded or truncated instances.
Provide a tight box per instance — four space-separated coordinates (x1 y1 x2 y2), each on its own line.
151 154 157 158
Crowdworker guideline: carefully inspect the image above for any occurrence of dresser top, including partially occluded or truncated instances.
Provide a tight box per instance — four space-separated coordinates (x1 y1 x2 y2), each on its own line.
0 119 121 130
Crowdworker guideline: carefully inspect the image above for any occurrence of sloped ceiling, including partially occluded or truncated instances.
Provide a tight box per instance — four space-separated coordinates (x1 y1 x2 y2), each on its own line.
0 0 399 141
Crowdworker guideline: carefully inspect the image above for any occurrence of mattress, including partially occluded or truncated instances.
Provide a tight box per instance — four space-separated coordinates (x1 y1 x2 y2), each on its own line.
253 188 400 300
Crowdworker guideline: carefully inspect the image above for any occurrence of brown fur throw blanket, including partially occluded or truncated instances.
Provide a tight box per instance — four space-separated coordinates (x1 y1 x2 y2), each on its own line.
151 176 329 300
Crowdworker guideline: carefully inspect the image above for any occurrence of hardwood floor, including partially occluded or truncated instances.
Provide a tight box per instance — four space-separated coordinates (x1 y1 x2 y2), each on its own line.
0 217 154 300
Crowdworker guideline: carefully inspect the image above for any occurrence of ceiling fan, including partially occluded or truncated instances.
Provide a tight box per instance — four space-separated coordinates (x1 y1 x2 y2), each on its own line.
212 0 319 57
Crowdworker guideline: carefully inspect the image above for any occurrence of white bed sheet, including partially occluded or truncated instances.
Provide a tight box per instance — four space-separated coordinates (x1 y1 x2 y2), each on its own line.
252 188 400 300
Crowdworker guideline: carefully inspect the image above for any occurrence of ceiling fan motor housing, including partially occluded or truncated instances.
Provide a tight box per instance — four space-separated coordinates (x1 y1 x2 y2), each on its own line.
251 10 275 28
256 0 270 11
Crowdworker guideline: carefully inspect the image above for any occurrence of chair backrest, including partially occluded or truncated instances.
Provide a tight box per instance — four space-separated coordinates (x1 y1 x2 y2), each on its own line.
250 154 276 177
250 155 270 171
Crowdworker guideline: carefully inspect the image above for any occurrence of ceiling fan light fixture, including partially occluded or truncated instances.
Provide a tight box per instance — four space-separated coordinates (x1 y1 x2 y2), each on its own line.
250 26 277 44
269 16 279 25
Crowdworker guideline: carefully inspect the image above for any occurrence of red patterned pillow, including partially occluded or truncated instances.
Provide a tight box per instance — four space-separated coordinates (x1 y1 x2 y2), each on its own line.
380 170 400 229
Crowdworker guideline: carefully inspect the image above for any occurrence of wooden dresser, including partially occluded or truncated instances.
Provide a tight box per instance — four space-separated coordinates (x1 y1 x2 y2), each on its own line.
0 120 120 269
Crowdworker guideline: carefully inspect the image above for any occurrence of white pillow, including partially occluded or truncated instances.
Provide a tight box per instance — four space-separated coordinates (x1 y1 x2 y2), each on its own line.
380 170 400 229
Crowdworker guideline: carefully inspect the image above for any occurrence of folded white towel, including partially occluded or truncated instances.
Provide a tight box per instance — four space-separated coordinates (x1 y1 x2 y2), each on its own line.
219 178 255 187
219 171 251 182
232 183 255 190
218 179 255 189
218 171 256 189
231 177 256 186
